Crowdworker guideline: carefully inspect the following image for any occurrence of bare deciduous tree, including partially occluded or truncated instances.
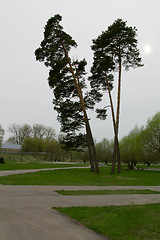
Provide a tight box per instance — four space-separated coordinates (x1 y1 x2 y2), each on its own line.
8 124 56 145
0 124 5 146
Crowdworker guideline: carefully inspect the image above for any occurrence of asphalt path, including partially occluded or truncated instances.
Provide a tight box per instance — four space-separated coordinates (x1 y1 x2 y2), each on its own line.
0 185 160 240
0 167 89 177
0 185 109 240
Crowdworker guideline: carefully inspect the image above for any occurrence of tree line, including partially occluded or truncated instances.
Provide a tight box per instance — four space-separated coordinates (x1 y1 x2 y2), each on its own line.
0 123 68 161
0 111 160 165
0 125 4 147
95 112 160 168
7 124 56 145
120 112 160 168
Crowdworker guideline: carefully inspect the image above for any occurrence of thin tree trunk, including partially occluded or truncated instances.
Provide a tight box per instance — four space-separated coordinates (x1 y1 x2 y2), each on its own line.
105 71 121 174
105 73 116 134
62 44 99 172
85 118 99 173
111 135 120 174
111 136 117 174
115 47 122 173
87 142 95 172
105 73 117 174
116 56 122 135
77 75 99 173
116 136 121 173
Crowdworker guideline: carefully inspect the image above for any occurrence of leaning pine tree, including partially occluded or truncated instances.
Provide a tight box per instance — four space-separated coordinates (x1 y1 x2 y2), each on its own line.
35 14 99 172
51 59 89 162
90 19 143 174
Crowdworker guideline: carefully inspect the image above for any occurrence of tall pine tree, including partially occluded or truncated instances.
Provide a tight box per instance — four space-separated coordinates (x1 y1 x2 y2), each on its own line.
35 14 99 172
90 19 143 173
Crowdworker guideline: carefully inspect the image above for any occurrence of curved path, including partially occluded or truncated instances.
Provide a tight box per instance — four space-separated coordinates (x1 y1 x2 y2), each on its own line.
0 167 89 177
0 185 109 240
0 185 160 240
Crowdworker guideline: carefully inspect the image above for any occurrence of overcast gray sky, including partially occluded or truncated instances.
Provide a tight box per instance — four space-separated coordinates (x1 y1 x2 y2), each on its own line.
0 0 160 142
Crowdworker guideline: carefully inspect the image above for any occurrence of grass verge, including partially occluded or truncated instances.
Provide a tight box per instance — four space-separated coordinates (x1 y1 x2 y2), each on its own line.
56 189 160 195
54 204 160 240
0 167 159 185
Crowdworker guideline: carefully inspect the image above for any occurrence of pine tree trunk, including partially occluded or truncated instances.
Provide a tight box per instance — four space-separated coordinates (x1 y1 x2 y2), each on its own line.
77 74 99 173
115 47 122 173
85 120 99 173
111 135 120 174
62 44 99 173
117 137 121 173
111 136 117 174
105 71 121 174
105 73 117 174
85 123 95 172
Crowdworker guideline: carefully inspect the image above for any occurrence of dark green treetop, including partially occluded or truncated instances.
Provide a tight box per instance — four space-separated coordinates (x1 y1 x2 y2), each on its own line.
92 18 143 70
35 14 77 67
89 54 115 120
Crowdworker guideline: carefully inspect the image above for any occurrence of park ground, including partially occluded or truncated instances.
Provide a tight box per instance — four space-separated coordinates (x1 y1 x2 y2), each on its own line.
0 159 160 240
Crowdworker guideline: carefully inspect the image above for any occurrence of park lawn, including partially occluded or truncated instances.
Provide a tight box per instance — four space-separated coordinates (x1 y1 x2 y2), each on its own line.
0 167 159 185
0 159 85 171
54 204 160 240
150 165 160 168
136 164 160 169
56 189 160 195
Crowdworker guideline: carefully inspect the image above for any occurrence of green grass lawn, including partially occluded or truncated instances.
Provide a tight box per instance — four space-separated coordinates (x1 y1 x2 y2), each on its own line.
0 167 159 185
54 204 160 240
150 165 160 168
136 164 160 169
0 159 85 171
56 189 160 195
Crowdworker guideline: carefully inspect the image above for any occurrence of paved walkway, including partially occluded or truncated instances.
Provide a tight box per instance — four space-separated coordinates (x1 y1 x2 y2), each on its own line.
0 167 89 177
0 185 160 240
0 185 108 240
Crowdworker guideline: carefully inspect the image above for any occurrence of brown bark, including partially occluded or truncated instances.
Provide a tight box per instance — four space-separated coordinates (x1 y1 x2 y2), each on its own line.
105 73 116 134
62 44 99 173
76 75 99 173
115 46 122 173
105 71 121 174
117 137 121 173
111 137 117 174
105 73 116 174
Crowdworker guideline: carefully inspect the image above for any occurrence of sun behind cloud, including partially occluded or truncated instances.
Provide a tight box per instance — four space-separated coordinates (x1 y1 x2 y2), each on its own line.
143 45 152 54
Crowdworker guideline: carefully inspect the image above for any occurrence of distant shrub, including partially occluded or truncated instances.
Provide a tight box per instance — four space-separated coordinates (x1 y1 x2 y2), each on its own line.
0 157 4 164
